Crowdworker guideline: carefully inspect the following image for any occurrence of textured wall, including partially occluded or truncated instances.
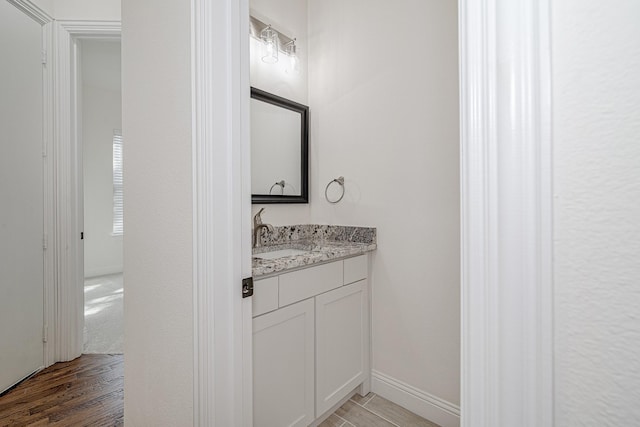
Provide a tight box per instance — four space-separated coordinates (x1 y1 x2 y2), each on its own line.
308 0 460 408
553 0 640 425
122 0 194 424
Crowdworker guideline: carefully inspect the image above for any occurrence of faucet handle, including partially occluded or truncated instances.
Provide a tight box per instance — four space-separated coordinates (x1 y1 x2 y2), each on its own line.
254 207 266 226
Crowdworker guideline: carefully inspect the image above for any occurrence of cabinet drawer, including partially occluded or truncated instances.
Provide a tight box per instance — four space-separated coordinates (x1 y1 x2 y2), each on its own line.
253 276 279 317
279 261 343 307
344 255 367 285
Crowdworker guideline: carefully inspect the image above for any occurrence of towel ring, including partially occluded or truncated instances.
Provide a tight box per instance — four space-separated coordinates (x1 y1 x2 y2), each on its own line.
325 176 345 203
269 180 285 195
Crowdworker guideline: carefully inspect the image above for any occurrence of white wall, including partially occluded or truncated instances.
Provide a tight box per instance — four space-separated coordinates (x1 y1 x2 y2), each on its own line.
553 1 640 425
29 0 53 16
81 40 122 278
308 0 460 418
250 0 311 225
52 0 120 20
122 0 194 424
29 0 120 20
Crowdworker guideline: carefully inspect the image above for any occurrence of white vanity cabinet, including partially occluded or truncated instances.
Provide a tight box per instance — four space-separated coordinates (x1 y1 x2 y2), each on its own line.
252 254 370 427
315 279 368 415
253 299 315 427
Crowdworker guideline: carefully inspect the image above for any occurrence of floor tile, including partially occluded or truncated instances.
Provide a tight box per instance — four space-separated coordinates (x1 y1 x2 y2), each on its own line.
318 413 345 427
363 395 440 427
336 400 396 427
350 392 375 405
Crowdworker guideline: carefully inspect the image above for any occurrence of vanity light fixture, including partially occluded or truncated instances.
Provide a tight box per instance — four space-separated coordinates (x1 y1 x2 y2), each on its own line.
260 24 279 64
284 39 300 75
250 15 298 70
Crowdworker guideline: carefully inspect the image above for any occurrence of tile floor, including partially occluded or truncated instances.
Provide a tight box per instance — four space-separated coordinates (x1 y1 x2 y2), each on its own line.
320 393 441 427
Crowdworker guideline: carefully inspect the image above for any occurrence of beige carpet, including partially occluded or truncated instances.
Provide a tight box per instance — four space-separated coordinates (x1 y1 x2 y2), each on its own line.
83 273 123 354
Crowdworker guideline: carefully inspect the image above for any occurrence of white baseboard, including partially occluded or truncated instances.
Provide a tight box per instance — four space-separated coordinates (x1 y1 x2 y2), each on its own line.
371 370 460 427
84 265 123 279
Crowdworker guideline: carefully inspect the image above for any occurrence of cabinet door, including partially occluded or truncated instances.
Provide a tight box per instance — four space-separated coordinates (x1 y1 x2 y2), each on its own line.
253 299 315 427
315 280 368 415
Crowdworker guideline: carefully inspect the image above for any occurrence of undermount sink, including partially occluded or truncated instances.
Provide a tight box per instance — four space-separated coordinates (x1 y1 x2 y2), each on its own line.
253 248 309 260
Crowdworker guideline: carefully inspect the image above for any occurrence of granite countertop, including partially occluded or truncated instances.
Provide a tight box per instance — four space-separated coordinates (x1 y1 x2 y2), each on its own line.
252 225 377 278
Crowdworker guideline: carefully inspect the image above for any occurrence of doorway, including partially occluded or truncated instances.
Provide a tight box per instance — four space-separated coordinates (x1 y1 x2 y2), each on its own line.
79 39 123 355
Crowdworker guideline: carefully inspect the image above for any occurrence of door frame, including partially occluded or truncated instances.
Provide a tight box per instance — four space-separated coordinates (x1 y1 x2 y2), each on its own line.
48 20 121 365
459 0 554 426
193 0 554 426
191 0 253 425
192 0 555 425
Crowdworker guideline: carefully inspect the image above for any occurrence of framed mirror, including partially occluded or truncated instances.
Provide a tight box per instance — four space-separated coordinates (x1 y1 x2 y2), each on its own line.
251 87 309 203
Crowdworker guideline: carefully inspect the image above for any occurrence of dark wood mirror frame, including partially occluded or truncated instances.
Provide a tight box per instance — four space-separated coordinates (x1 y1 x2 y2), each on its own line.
251 87 309 204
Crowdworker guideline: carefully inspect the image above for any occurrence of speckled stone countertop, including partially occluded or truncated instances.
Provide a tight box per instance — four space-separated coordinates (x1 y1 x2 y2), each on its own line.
252 225 377 278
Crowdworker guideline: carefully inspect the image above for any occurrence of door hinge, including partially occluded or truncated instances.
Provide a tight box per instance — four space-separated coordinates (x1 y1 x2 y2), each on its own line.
41 50 47 65
43 324 48 343
242 277 254 298
81 232 84 240
42 233 48 250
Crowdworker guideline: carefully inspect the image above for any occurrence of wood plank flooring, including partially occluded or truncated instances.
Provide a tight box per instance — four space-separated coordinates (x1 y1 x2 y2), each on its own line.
0 355 123 426
321 392 441 427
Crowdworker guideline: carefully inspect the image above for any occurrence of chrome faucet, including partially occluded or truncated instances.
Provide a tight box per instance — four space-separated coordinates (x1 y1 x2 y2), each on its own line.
253 208 274 248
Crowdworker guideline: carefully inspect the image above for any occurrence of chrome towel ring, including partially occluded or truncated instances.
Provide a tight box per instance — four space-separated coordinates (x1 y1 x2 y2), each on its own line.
269 180 285 195
325 176 345 203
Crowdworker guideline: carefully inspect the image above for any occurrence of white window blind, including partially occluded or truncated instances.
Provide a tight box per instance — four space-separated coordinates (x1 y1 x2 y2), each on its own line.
112 131 123 236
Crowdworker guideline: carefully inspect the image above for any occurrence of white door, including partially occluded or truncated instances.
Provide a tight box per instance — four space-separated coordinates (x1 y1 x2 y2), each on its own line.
0 0 45 393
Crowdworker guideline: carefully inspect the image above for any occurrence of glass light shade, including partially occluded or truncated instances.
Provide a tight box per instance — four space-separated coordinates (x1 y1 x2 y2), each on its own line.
260 26 278 64
287 54 300 74
285 40 300 74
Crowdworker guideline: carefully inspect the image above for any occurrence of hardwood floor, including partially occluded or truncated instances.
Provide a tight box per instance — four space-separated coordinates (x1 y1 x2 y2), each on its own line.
0 355 123 426
320 392 440 427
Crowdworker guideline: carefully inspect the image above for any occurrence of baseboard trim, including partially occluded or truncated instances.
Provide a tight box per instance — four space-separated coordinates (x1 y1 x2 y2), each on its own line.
371 370 460 427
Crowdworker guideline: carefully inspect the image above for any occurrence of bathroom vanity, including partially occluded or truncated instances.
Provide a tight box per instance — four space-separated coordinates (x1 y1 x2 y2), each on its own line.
251 225 376 427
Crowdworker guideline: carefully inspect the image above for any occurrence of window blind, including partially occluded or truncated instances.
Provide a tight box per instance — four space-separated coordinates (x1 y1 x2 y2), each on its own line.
112 131 123 236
